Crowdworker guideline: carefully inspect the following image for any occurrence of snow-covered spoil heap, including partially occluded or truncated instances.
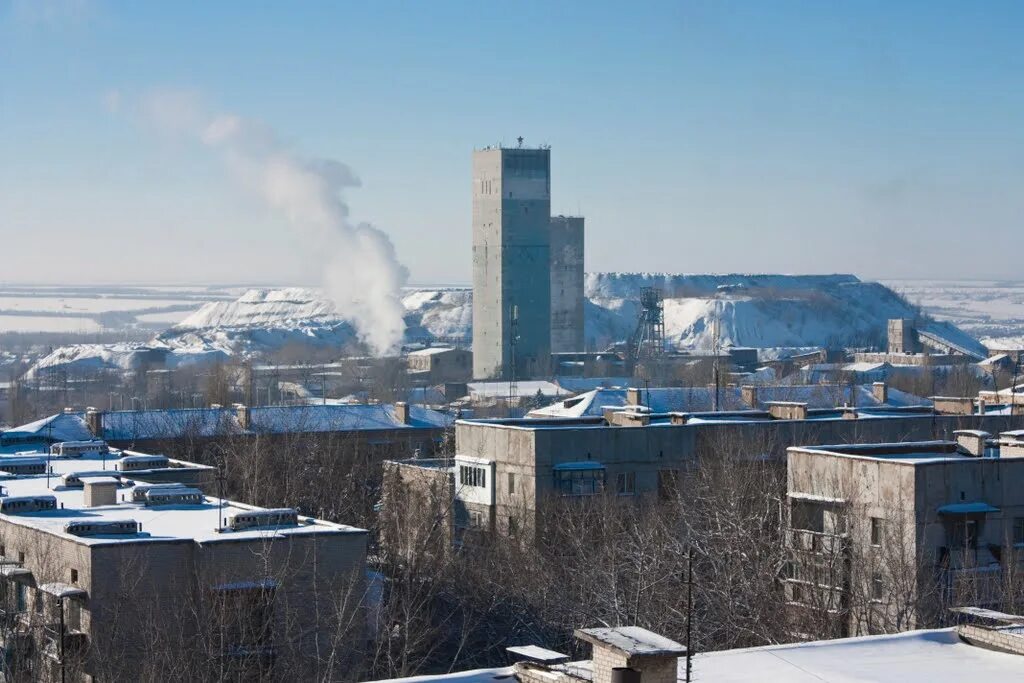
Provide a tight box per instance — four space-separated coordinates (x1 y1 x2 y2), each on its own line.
23 274 987 377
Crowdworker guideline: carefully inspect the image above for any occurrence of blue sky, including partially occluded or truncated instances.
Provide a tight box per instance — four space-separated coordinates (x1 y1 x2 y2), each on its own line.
2 0 1022 285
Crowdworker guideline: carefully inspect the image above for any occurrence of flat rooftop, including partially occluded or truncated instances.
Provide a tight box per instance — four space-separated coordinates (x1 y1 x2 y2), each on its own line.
0 449 364 546
789 440 1016 464
370 628 1023 682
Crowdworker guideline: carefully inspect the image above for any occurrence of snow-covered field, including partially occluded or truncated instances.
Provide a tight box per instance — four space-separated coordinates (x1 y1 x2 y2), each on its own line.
883 279 1024 350
0 284 246 333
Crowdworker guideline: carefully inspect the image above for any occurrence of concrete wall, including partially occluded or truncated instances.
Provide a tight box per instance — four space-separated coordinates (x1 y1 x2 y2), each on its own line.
549 215 584 354
0 517 367 681
472 147 551 380
455 412 1024 531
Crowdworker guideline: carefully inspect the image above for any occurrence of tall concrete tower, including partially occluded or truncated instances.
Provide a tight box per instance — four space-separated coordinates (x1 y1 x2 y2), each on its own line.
549 215 585 353
472 145 551 380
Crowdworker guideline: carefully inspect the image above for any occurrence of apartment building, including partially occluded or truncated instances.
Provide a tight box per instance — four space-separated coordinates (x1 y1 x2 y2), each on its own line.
0 443 367 681
380 398 1024 547
785 430 1024 637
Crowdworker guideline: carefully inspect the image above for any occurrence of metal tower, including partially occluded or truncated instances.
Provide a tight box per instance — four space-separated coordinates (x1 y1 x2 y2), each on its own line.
628 287 666 373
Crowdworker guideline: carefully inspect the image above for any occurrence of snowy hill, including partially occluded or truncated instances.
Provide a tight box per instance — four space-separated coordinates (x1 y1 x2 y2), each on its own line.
23 274 987 376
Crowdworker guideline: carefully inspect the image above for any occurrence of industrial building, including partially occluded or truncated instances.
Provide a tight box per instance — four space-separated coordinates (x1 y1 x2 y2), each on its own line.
549 215 585 354
472 145 553 380
0 444 367 681
785 430 1024 637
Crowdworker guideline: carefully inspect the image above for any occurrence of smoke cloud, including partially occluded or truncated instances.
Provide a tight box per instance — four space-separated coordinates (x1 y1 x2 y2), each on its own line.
115 88 408 355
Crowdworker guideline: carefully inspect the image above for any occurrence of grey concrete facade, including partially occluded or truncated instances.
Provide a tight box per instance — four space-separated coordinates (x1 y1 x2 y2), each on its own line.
472 147 551 380
549 216 585 354
452 411 1024 538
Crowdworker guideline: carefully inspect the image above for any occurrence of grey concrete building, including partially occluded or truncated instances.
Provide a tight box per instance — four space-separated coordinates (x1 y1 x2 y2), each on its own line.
444 405 1024 540
0 445 367 681
549 215 585 354
472 145 552 380
785 430 1024 637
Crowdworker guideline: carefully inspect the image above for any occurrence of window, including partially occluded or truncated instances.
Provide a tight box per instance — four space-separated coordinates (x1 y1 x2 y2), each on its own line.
15 584 26 613
871 517 884 546
17 551 24 564
508 472 516 495
1014 518 1024 546
70 568 79 584
791 582 803 603
0 544 5 557
459 465 486 488
948 519 979 549
214 586 275 658
67 600 81 631
657 469 679 500
33 590 42 614
871 574 885 601
508 516 518 537
554 468 604 496
792 502 825 533
469 510 485 528
616 472 636 496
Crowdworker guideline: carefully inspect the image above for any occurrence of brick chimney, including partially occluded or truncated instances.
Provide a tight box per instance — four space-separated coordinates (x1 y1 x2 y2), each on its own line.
767 402 808 421
574 627 686 683
233 403 250 430
872 382 888 405
85 408 104 438
395 401 410 425
741 385 758 408
626 387 642 407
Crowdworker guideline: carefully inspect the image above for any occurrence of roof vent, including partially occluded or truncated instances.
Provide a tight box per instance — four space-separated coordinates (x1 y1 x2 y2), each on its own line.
0 458 47 476
0 495 57 514
116 454 170 472
144 487 203 506
226 508 299 531
64 520 139 537
131 483 187 503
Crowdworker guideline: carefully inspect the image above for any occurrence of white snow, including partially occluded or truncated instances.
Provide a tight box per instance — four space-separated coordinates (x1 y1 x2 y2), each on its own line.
23 275 991 377
693 628 1024 682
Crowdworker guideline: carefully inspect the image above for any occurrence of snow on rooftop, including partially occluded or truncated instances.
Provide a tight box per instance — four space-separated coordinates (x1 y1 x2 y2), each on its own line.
2 412 93 442
693 628 1023 682
368 668 514 683
0 450 363 545
576 626 686 657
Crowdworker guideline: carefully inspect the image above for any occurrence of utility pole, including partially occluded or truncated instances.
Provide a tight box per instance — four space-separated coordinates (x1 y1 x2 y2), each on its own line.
685 545 694 683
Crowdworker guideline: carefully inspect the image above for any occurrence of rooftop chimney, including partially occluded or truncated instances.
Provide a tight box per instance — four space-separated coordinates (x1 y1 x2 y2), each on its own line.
85 408 103 438
955 430 991 457
574 627 686 683
83 478 118 507
741 385 759 409
395 401 410 425
626 387 642 407
233 403 250 430
766 401 808 421
872 382 888 405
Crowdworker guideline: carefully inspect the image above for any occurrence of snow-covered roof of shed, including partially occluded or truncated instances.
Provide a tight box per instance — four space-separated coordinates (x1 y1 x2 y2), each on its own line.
407 347 463 356
100 408 243 441
575 626 686 657
466 381 571 399
248 404 452 433
529 384 931 418
3 413 93 442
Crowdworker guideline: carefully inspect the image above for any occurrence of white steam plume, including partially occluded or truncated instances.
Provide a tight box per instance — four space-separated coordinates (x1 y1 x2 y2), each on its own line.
116 88 408 355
